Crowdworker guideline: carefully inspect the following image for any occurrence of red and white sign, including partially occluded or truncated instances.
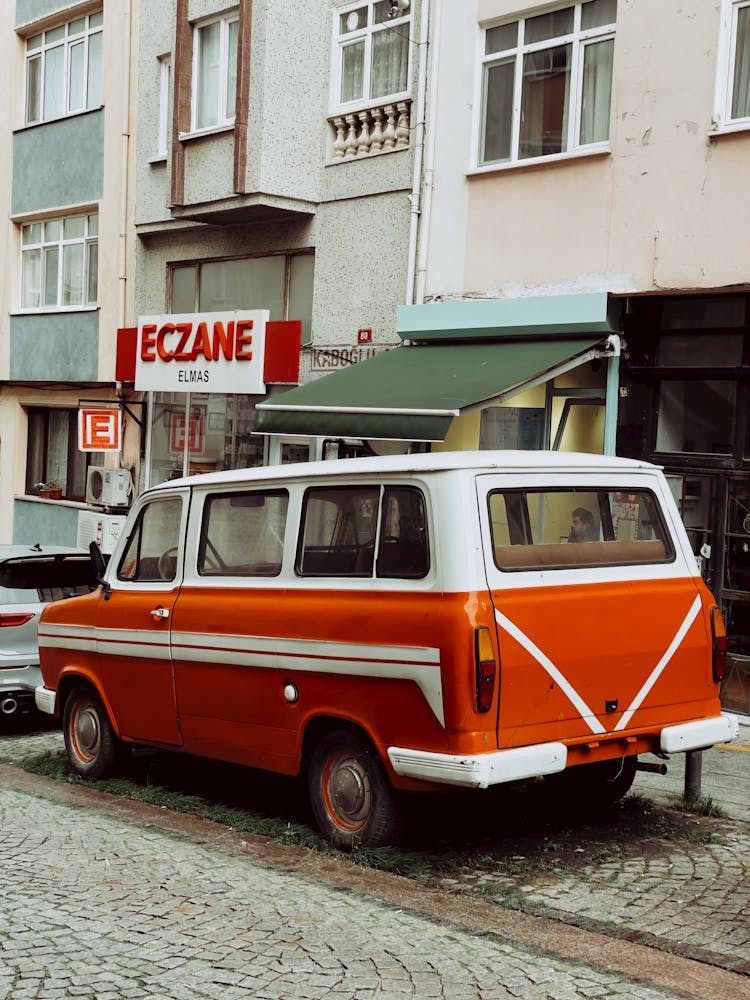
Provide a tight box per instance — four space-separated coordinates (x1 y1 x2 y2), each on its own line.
135 311 269 394
169 412 205 456
78 408 121 452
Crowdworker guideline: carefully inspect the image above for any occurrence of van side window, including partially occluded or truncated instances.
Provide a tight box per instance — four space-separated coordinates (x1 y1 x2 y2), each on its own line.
297 487 379 576
297 485 429 579
377 487 429 578
488 488 675 571
117 498 183 582
198 490 289 577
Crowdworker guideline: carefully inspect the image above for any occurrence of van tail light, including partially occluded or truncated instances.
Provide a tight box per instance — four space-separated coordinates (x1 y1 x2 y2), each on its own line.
709 606 727 682
0 613 34 627
475 626 497 713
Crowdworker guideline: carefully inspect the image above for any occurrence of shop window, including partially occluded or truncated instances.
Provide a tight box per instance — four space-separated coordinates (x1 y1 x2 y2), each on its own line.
478 0 616 167
24 11 103 125
661 296 746 330
714 0 750 130
149 393 265 486
198 490 289 576
20 213 98 310
26 408 103 501
657 333 743 366
480 407 545 449
656 380 737 455
724 486 750 593
192 11 238 131
171 253 314 345
334 1 412 108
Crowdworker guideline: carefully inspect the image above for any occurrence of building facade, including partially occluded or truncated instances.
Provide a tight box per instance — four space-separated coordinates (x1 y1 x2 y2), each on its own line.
0 0 139 547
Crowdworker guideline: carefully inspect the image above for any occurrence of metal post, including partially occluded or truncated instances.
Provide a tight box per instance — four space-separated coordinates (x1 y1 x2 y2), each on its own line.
684 749 702 801
603 335 621 457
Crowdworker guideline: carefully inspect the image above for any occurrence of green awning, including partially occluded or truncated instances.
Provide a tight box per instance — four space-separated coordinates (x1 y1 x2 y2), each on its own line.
256 335 605 441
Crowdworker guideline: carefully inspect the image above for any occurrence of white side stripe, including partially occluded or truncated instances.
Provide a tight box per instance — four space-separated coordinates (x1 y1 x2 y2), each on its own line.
495 610 606 736
613 595 702 732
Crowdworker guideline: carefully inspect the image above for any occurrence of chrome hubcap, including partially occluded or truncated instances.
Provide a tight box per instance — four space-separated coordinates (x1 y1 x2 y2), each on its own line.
327 755 370 827
73 705 101 761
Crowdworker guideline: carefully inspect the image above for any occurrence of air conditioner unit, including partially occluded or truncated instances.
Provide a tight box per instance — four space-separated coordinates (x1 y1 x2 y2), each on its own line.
77 510 127 555
86 466 132 508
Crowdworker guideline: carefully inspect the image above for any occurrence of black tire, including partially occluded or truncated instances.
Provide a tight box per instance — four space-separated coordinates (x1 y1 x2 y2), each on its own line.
307 729 402 850
546 754 637 807
63 685 121 780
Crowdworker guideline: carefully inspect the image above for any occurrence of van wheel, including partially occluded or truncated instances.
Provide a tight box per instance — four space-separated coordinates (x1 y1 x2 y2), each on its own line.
308 730 401 850
546 755 637 806
63 686 120 780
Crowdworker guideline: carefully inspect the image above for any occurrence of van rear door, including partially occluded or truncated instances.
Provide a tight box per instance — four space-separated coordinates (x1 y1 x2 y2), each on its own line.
476 473 716 749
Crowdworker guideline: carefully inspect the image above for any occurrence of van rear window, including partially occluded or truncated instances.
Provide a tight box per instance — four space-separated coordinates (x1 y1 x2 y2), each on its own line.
488 488 674 571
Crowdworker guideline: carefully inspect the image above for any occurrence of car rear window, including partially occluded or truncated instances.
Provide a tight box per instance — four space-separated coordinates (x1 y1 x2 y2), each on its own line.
0 556 96 601
488 488 675 571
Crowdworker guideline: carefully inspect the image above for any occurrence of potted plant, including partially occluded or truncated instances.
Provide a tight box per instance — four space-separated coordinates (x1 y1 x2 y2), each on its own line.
36 480 63 500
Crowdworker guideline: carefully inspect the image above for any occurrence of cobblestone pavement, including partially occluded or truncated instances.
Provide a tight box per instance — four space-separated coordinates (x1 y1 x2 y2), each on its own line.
0 729 748 999
1 781 682 1000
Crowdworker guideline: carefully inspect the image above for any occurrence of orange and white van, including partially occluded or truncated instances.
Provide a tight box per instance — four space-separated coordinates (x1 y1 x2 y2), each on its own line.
35 451 737 848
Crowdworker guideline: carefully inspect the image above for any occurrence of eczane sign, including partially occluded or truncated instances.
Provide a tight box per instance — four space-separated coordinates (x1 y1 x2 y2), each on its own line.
135 310 269 394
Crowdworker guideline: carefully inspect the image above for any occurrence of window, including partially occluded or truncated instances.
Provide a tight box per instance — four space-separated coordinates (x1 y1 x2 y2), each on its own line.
334 1 412 107
489 488 672 571
26 408 103 501
479 0 616 167
198 490 289 576
117 499 183 583
171 252 315 345
716 0 750 128
157 55 172 158
297 485 429 578
193 12 238 130
656 381 737 455
25 12 103 125
21 213 98 310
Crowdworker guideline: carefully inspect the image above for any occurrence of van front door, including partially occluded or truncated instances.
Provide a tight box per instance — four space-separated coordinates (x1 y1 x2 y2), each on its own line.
95 493 187 745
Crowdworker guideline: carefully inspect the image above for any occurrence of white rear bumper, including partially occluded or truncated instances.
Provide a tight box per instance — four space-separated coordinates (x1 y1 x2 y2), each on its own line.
660 713 739 753
387 741 567 789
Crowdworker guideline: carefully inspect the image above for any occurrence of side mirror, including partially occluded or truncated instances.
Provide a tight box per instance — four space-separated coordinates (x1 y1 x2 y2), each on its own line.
89 541 112 600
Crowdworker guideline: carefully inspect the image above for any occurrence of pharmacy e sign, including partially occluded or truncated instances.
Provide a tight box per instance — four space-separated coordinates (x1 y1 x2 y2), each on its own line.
78 408 121 452
135 310 268 394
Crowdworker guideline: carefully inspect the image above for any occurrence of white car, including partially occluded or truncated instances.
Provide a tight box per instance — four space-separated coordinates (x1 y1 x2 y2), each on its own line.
0 544 96 717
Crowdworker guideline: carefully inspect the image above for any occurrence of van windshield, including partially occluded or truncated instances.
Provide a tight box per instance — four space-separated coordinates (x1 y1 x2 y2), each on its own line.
488 488 675 571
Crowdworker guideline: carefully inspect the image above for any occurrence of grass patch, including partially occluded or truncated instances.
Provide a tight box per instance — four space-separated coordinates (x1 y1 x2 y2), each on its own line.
17 747 727 885
676 792 727 819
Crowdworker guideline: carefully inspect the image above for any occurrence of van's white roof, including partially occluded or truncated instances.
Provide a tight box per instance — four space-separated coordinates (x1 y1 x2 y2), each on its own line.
150 450 662 493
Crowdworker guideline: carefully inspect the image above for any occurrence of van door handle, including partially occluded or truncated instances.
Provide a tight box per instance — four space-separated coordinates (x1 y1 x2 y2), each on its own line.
150 606 170 621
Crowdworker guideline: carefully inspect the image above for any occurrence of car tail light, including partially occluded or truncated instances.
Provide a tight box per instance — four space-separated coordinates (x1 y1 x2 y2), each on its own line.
475 626 497 713
709 606 727 682
0 613 34 627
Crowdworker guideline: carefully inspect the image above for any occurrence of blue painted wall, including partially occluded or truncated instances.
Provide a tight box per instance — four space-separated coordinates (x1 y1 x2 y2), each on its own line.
12 111 104 215
10 312 99 381
13 499 80 547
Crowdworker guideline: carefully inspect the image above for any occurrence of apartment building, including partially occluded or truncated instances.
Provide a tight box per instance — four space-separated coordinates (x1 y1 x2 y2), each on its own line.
0 0 138 546
124 0 423 485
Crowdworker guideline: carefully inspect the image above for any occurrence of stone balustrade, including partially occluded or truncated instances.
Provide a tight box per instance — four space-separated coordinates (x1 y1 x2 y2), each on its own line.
328 100 412 161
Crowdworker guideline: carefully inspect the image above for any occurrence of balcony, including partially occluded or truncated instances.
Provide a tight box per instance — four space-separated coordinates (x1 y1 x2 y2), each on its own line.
328 100 412 162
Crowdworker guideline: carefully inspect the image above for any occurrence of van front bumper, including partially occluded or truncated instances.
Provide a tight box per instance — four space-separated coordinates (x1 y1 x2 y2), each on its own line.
387 741 568 789
659 713 739 753
34 685 57 716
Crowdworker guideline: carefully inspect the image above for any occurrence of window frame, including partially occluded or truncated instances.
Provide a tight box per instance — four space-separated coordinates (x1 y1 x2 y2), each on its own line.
475 1 616 171
156 54 172 159
25 407 104 502
713 0 750 133
190 10 239 134
24 11 103 126
19 212 98 312
331 0 413 114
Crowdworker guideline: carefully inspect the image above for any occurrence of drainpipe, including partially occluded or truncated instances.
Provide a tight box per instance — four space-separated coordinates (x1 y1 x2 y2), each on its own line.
405 0 431 306
117 0 132 344
603 334 621 456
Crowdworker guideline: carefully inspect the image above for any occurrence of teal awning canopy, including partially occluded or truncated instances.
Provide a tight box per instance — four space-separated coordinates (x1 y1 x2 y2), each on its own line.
256 335 606 441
